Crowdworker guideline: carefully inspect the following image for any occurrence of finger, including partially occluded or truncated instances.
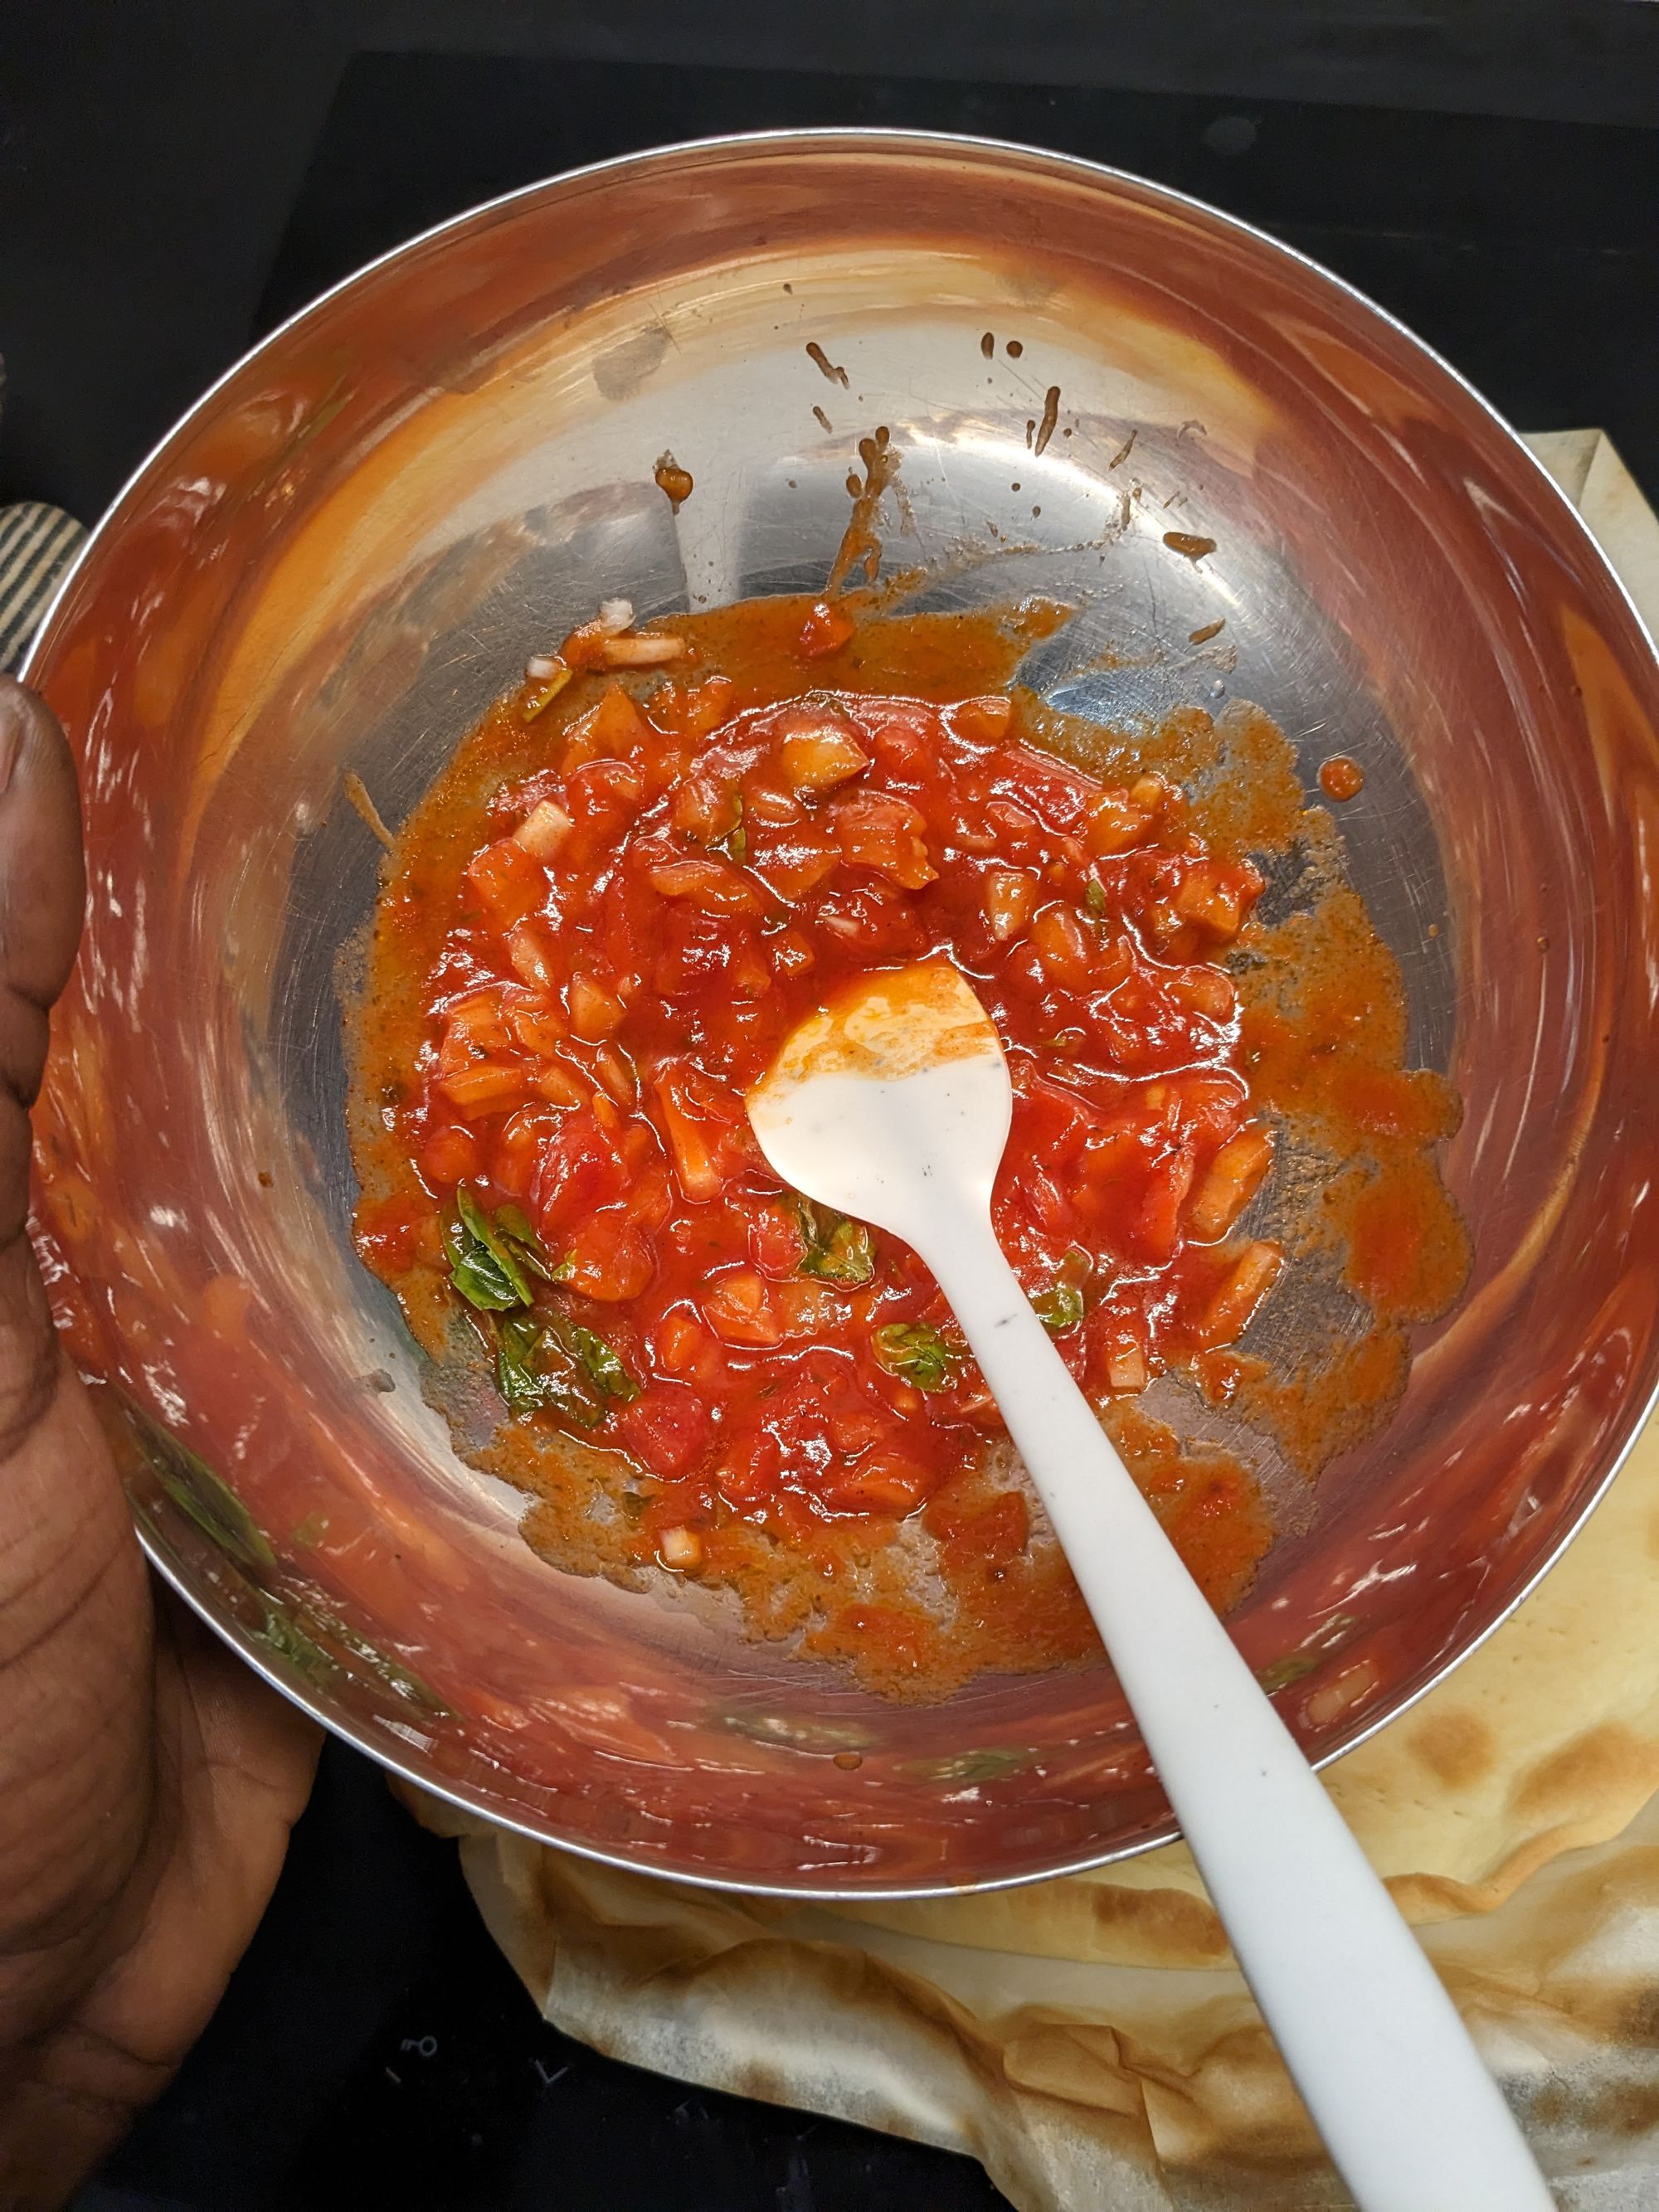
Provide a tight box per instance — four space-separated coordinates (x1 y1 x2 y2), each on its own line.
0 678 84 1120
0 693 154 2050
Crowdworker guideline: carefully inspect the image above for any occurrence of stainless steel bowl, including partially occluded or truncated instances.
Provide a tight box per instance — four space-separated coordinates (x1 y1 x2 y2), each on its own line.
26 132 1659 1897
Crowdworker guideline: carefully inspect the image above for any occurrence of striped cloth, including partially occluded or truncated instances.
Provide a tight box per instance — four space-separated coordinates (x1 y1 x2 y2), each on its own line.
0 501 86 673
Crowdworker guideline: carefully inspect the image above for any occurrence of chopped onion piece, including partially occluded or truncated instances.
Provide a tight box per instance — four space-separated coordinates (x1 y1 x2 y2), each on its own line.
781 723 869 793
601 633 686 667
513 798 573 860
659 1524 703 1570
1106 1343 1149 1394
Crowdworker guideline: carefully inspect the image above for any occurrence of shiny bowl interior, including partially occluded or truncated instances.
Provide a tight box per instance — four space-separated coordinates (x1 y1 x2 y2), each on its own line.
26 132 1659 1897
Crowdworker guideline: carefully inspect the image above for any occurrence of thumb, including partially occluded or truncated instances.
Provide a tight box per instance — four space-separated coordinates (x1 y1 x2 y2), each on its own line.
0 678 84 1247
0 676 86 1457
0 676 153 2021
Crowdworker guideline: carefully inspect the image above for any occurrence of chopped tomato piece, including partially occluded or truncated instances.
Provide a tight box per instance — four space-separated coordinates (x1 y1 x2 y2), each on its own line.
1029 901 1095 989
749 1199 809 1279
615 1384 711 1476
1188 1125 1274 1240
420 1121 480 1189
533 1113 626 1230
830 790 937 889
796 598 857 659
702 1268 782 1347
983 867 1038 941
820 1453 933 1518
589 681 649 754
465 838 547 930
953 694 1014 742
645 851 762 913
564 1209 654 1300
440 1059 529 1116
354 1194 422 1273
568 974 625 1039
679 675 737 738
653 1069 728 1201
1196 1240 1283 1347
780 714 868 792
1087 790 1156 856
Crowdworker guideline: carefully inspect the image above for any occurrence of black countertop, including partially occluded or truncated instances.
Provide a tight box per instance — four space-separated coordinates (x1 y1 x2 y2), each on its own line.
2 8 1654 2207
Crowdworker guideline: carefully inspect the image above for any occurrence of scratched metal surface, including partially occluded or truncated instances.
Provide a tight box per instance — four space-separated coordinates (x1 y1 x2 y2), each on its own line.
23 134 1659 1895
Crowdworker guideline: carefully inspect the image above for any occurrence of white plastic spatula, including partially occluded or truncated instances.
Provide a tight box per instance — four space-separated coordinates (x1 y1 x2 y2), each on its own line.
747 959 1553 2212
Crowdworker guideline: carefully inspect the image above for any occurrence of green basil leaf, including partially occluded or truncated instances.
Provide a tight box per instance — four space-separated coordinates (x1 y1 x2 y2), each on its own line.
456 1185 534 1302
1256 1651 1321 1694
873 1321 956 1391
1034 1247 1092 1335
493 1202 559 1281
801 1218 875 1284
494 1310 549 1415
896 1746 1032 1783
446 1185 562 1310
135 1414 276 1574
787 1192 875 1286
254 1591 451 1714
447 1245 520 1310
1034 1281 1085 1334
492 1310 637 1423
445 1196 527 1310
567 1322 641 1403
494 1310 606 1427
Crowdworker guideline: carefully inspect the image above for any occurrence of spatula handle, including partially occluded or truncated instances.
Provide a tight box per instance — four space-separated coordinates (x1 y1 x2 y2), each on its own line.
920 1210 1554 2212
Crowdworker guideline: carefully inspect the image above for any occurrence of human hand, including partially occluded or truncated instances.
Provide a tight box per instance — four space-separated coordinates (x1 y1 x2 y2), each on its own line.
0 679 321 2209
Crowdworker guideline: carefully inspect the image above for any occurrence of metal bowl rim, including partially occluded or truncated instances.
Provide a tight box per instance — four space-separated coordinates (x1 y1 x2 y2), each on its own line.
27 124 1659 1901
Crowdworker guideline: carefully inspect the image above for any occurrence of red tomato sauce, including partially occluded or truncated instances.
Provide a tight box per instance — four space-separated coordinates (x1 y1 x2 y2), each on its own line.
355 600 1284 1628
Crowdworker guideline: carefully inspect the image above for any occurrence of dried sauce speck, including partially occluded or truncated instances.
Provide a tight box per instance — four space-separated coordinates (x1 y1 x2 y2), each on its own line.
805 341 849 388
829 425 901 591
653 451 693 513
1318 755 1365 802
343 771 394 852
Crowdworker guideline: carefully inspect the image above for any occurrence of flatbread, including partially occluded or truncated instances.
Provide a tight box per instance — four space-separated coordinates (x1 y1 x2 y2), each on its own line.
407 1398 1659 2205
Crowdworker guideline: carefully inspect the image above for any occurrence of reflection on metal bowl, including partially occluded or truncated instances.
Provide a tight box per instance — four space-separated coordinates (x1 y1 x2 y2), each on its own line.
24 132 1659 1898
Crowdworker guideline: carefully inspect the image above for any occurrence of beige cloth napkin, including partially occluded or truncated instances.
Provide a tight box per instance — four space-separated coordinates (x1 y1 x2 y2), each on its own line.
411 431 1659 2210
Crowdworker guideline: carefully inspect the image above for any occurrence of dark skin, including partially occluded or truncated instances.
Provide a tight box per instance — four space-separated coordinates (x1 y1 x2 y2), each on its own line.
0 680 320 2210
